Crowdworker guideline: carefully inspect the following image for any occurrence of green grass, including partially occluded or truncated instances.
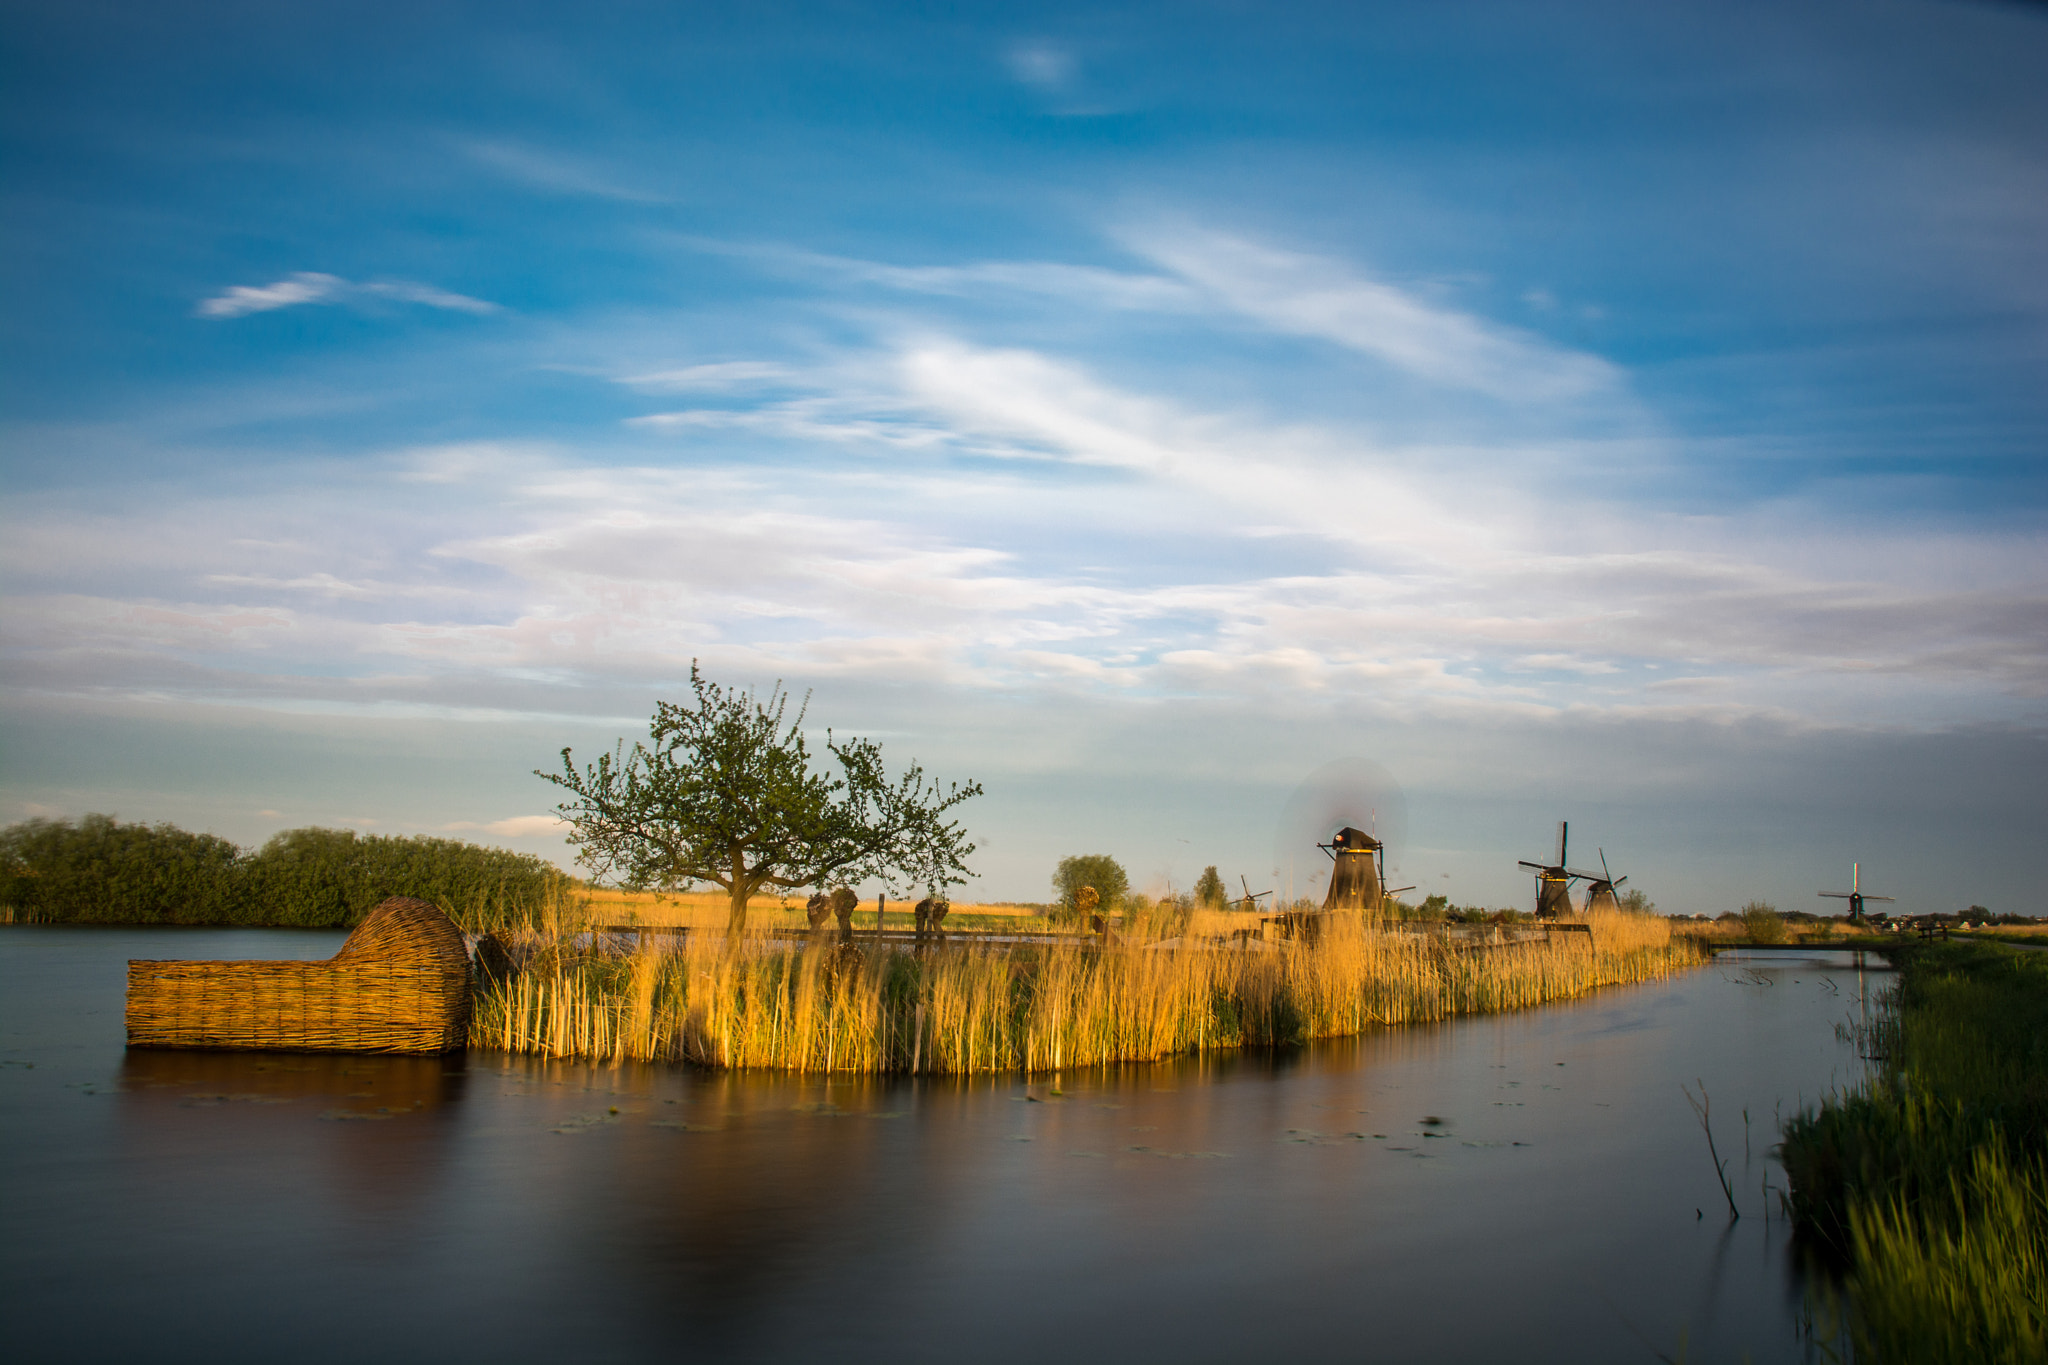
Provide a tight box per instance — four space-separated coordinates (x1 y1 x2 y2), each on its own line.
1780 940 2048 1362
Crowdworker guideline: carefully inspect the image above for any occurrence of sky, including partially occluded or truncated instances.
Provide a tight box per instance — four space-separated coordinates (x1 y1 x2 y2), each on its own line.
2 0 2045 914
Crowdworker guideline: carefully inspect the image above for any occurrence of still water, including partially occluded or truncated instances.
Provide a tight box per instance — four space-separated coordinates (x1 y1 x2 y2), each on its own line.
1 929 1882 1364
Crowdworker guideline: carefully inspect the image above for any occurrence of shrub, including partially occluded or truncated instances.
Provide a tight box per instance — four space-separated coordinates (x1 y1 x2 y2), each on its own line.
0 815 248 923
1740 900 1788 943
1051 854 1129 923
245 827 569 928
0 814 568 928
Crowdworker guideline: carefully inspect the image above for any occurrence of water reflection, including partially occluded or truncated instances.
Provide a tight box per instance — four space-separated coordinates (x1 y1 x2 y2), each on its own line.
2 931 1882 1365
118 1049 469 1218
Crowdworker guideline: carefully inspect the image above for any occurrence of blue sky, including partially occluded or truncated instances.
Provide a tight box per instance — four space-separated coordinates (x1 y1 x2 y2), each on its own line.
3 0 2044 913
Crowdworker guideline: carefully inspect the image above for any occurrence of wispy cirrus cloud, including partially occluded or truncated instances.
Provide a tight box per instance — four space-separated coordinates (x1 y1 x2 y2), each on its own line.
444 814 568 837
678 236 1200 312
456 137 672 203
683 228 1617 405
196 272 500 320
195 272 343 319
1120 225 1621 401
616 361 798 392
1006 41 1077 94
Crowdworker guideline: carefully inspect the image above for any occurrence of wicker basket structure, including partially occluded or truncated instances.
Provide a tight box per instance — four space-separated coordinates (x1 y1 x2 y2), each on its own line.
126 896 472 1054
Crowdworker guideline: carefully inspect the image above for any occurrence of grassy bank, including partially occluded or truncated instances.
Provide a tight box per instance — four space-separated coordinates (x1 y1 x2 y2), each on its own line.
1780 940 2048 1363
469 907 1698 1074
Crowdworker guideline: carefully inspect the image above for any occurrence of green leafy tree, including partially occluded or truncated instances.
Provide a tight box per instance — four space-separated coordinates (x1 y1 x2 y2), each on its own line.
0 814 246 924
0 815 565 927
1052 854 1128 923
1617 888 1657 915
1193 865 1227 909
245 828 566 929
540 664 982 933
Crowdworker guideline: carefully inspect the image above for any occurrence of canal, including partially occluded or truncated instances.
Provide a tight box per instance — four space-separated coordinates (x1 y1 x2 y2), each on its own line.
1 929 1879 1363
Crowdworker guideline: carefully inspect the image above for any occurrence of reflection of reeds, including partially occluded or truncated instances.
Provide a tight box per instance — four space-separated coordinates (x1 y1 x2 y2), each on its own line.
473 909 1699 1073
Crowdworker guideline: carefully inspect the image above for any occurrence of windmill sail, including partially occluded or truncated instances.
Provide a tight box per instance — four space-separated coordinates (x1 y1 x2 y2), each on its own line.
1819 861 1895 924
1580 848 1629 914
1518 819 1593 918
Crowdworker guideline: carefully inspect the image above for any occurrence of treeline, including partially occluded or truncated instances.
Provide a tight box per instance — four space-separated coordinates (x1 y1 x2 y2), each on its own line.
0 814 570 929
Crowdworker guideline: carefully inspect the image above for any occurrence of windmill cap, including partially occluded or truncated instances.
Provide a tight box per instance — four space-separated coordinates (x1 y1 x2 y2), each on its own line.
1332 826 1382 849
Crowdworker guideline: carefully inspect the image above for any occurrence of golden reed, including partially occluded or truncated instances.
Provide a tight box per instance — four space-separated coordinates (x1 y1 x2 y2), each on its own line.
472 906 1700 1074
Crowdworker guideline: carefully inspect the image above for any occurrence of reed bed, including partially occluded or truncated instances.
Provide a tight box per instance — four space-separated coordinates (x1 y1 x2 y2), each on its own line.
1781 939 2048 1362
472 908 1700 1074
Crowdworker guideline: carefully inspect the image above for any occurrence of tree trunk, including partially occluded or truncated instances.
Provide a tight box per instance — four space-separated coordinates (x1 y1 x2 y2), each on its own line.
726 847 750 935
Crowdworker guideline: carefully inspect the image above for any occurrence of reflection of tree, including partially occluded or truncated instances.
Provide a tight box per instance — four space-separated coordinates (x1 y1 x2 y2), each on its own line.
118 1049 467 1220
571 1066 940 1346
564 1050 1310 1351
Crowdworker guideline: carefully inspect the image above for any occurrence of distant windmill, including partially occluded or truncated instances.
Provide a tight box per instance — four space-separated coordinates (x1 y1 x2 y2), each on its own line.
1580 848 1630 914
1236 875 1273 915
1518 821 1597 919
1320 826 1387 910
1819 863 1894 925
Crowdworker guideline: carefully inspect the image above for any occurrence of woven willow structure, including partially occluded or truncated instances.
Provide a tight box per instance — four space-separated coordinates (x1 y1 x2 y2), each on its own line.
126 896 472 1053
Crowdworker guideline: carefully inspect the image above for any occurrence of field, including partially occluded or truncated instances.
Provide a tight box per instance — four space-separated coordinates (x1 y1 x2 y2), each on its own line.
577 887 1059 932
471 902 1700 1074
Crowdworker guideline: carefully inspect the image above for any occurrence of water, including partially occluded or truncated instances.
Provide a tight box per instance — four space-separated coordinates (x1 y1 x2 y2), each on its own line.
1 928 1883 1364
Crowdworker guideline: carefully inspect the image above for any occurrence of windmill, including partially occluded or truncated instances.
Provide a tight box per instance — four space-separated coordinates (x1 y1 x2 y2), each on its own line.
1518 821 1597 919
1820 863 1894 925
1319 826 1386 910
1236 875 1273 915
1580 848 1629 914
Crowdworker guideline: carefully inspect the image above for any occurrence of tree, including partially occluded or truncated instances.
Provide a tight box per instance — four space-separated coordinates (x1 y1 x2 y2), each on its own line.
539 664 982 933
1193 865 1226 909
1052 854 1128 923
0 814 246 924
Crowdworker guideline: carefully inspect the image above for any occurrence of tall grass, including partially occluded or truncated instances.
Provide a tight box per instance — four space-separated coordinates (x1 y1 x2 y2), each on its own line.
472 908 1698 1073
1847 1141 2048 1365
1782 940 2048 1362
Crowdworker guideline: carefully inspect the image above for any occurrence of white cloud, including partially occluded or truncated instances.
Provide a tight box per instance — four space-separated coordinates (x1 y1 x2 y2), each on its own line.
445 815 569 838
1006 42 1077 93
202 571 460 601
196 273 500 320
1122 225 1620 401
849 259 1198 310
18 222 2048 757
357 281 500 315
686 239 1201 312
457 138 670 203
681 229 1610 404
617 362 796 392
196 272 344 318
1512 654 1621 674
